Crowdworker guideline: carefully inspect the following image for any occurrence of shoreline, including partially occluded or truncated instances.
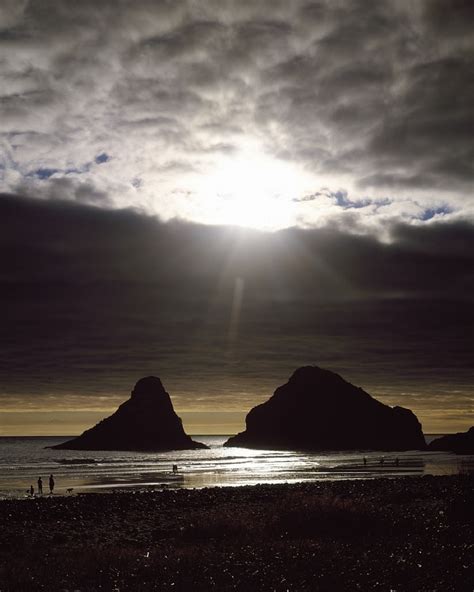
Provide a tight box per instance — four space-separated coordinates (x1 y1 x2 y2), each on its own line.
1 474 472 591
3 435 472 502
3 469 470 502
2 450 473 501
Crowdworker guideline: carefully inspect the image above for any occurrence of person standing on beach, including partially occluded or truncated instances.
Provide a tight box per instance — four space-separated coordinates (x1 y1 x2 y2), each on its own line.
49 474 55 494
30 484 34 496
37 477 43 495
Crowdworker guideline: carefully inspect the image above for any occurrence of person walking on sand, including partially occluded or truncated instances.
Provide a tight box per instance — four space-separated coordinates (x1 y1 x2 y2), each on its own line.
30 484 34 496
37 477 43 495
49 474 55 494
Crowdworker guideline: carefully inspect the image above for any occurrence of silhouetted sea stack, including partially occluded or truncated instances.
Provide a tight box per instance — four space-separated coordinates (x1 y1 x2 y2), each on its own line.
428 427 474 454
225 366 426 451
52 376 207 451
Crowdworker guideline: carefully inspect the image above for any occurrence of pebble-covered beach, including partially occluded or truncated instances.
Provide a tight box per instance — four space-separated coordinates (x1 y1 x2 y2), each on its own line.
1 475 472 591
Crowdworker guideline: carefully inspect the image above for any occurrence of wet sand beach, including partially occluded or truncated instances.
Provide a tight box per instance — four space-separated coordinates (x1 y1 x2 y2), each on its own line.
0 475 472 591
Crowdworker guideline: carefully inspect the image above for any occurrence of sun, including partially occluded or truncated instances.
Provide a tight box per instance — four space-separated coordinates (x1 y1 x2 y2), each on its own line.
195 147 313 230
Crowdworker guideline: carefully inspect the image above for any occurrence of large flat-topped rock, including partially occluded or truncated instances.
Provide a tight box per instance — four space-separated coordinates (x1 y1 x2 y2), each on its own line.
52 376 207 451
225 366 426 451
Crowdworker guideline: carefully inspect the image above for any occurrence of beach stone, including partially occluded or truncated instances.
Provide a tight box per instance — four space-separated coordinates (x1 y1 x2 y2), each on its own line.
225 365 426 451
428 426 474 454
52 376 207 451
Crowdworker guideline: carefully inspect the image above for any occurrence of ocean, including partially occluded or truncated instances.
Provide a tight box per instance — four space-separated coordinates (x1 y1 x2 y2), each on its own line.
0 435 472 498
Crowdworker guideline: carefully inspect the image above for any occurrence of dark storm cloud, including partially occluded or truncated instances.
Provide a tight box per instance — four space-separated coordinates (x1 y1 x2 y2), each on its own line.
2 193 472 297
0 0 472 221
1 194 473 432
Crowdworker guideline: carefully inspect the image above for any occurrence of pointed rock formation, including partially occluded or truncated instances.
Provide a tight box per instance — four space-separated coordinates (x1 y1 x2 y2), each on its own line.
52 376 207 451
428 427 474 454
225 366 425 451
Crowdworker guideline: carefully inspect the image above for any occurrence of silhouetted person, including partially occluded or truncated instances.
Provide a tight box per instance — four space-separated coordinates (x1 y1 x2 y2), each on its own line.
172 464 178 473
395 457 399 466
49 474 55 494
380 456 385 466
363 457 367 466
37 477 43 495
30 484 34 496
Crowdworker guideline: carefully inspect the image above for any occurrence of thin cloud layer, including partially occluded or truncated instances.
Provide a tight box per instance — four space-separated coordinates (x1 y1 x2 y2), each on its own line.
1 0 472 229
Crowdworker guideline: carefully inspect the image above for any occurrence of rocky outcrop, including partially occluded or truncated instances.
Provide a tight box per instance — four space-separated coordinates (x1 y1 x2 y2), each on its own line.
52 376 207 451
225 366 426 451
428 427 474 454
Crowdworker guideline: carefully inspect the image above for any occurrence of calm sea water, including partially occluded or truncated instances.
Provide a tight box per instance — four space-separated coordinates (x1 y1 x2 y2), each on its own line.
0 435 472 498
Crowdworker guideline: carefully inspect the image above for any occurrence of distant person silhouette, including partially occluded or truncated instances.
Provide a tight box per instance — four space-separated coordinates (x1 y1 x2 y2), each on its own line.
363 457 367 466
49 474 55 494
395 457 399 466
172 464 178 474
37 477 43 495
30 484 34 496
380 456 385 466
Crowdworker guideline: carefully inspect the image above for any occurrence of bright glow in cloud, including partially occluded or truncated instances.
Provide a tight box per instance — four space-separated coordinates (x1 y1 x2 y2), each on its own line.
190 144 314 229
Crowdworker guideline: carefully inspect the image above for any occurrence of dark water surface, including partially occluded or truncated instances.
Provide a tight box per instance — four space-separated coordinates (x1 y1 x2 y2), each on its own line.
0 435 472 498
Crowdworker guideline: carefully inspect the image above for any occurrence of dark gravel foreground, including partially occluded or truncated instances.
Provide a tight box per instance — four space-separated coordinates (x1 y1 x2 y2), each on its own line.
0 475 472 591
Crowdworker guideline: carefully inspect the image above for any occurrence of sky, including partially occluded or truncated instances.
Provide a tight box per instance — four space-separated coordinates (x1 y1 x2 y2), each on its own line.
0 0 473 435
